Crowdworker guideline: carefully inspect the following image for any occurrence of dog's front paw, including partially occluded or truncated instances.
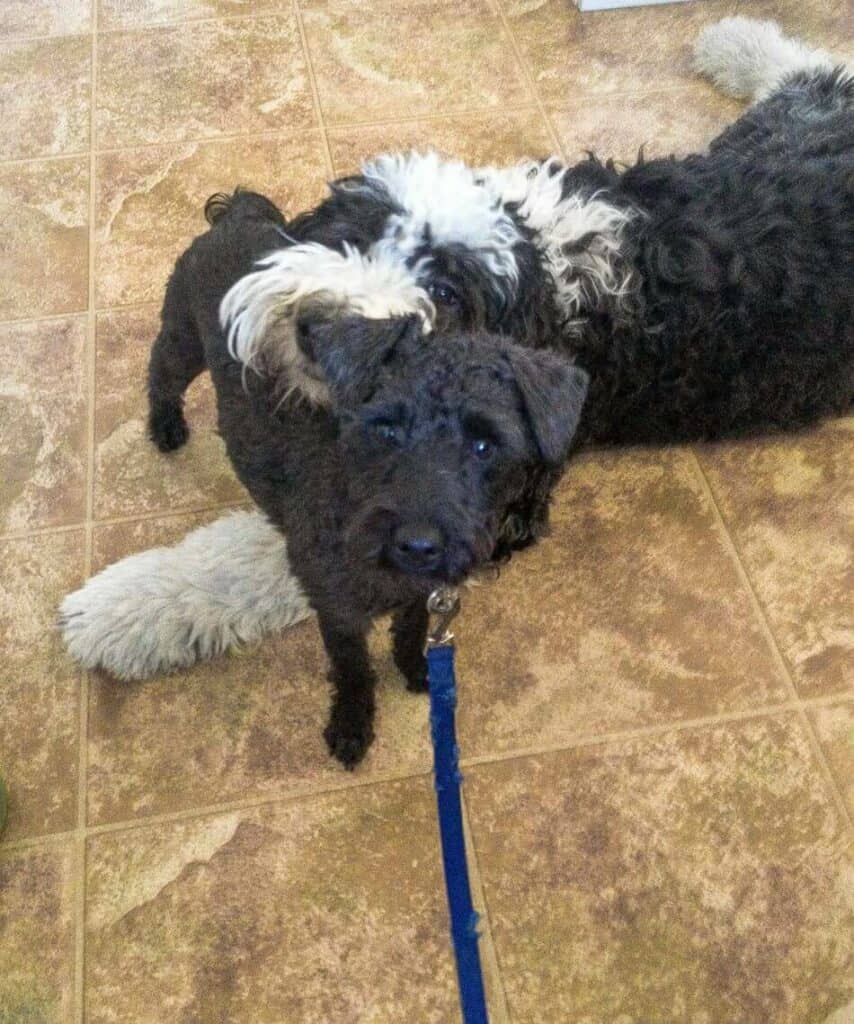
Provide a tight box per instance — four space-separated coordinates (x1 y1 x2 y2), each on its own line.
148 402 190 453
324 704 375 770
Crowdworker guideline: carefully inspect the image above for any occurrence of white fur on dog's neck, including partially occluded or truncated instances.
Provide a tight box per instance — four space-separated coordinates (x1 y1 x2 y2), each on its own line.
479 159 636 328
220 241 434 405
361 151 522 283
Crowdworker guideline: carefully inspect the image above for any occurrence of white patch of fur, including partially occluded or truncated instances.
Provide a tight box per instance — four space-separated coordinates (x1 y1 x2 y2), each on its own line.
480 158 636 326
59 507 498 679
360 151 522 282
693 17 836 102
59 511 312 681
220 241 434 404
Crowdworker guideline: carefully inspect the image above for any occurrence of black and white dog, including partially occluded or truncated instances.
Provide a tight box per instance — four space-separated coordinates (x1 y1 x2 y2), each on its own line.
62 17 852 682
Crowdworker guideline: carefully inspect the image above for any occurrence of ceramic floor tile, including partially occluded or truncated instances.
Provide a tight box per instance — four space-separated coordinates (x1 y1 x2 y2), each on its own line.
0 317 88 534
98 0 282 30
502 0 736 103
466 714 853 1024
550 84 741 164
455 447 788 758
96 15 314 150
0 157 89 321
85 779 460 1023
93 306 245 519
85 511 436 826
0 841 76 1023
741 0 853 49
302 0 533 124
95 133 327 308
327 108 553 177
0 35 91 161
0 532 83 843
697 419 853 698
0 0 90 38
808 701 854 818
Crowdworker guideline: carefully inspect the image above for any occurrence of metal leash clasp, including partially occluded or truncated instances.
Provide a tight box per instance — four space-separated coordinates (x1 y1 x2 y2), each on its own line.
425 586 461 649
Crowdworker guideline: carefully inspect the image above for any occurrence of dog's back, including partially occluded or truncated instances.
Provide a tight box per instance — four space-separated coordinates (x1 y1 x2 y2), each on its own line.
162 189 290 362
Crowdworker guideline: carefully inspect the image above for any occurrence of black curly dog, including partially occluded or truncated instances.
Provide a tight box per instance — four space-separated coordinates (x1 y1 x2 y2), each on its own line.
148 199 588 766
183 67 851 552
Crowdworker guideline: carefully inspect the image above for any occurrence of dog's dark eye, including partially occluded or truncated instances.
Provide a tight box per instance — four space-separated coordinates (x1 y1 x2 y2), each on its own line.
372 420 403 445
472 438 494 460
427 281 461 307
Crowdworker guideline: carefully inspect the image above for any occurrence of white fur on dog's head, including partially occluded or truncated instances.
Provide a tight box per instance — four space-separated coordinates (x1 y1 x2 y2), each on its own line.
220 241 435 405
359 151 522 284
478 158 636 330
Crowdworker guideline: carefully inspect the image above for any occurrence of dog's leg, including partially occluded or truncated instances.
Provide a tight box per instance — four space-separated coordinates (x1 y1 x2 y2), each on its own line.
693 17 834 103
391 600 429 693
147 319 206 453
318 614 376 769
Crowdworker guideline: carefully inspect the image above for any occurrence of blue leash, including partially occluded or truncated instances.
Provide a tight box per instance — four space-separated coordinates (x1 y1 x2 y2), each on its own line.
426 588 489 1024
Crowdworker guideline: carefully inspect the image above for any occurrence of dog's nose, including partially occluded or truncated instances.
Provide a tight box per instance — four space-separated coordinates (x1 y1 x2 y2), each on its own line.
390 523 444 573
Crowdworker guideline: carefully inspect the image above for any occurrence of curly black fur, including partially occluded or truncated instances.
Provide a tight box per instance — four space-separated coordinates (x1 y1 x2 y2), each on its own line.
148 208 588 767
247 70 850 542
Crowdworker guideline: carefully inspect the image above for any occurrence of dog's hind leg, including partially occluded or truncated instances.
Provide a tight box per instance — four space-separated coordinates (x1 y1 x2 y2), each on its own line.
318 613 377 769
147 312 206 453
391 600 429 693
693 17 835 102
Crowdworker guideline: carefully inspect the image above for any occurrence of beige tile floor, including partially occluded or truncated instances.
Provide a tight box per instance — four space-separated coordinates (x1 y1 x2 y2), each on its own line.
0 0 852 1021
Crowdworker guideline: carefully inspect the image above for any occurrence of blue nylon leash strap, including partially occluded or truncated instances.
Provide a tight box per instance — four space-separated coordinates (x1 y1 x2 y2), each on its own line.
426 588 489 1024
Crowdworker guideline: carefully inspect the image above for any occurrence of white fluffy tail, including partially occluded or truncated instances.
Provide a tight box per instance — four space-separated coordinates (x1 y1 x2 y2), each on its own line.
693 17 834 102
59 511 312 681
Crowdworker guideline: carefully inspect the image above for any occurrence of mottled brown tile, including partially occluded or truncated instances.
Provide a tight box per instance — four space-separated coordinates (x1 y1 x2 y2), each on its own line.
741 0 853 51
0 0 90 38
0 36 90 161
698 419 853 697
95 133 327 307
98 0 280 30
96 15 314 150
85 780 461 1023
0 532 83 843
503 0 736 103
808 701 854 817
551 84 741 163
0 317 88 533
0 842 76 1023
328 108 554 177
85 511 435 825
302 0 533 124
90 507 240 573
93 306 245 518
456 447 787 756
466 714 853 1024
0 157 89 320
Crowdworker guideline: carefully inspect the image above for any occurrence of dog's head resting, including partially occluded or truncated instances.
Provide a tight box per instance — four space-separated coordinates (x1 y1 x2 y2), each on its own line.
219 151 635 405
305 315 589 586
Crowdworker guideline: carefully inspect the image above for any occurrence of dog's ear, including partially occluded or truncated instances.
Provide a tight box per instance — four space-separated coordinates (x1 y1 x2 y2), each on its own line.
504 346 589 464
302 314 423 403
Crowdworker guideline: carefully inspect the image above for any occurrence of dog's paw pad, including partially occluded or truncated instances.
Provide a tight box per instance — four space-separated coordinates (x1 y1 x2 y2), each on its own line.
324 717 374 770
149 406 190 453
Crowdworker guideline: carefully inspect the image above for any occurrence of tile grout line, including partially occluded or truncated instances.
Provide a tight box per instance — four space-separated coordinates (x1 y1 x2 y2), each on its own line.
458 698 813 770
73 10 100 1020
290 0 335 179
459 791 512 1023
86 763 434 839
492 0 566 158
0 7 307 45
689 449 853 831
6 690 854 856
0 499 252 545
12 691 852 856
